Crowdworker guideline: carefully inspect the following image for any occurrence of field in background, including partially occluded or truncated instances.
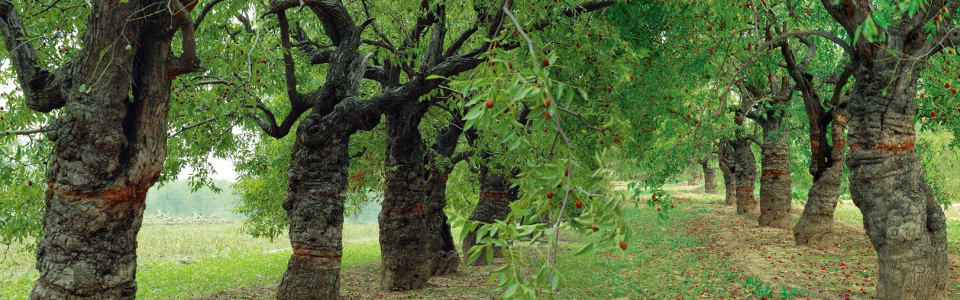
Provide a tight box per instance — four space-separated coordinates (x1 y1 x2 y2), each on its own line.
0 220 381 300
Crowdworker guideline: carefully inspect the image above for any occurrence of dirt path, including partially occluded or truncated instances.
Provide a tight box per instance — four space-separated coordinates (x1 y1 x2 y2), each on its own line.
680 198 960 299
189 259 506 300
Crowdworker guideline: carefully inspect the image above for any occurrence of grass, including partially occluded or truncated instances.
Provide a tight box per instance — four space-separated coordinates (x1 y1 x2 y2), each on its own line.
0 221 381 300
554 190 737 299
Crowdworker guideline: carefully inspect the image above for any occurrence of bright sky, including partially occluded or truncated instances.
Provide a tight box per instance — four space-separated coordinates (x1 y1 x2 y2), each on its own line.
184 156 238 182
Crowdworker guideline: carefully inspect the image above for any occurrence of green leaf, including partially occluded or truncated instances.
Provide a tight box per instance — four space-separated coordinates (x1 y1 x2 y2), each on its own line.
574 242 594 255
464 105 484 120
503 282 518 298
485 244 494 263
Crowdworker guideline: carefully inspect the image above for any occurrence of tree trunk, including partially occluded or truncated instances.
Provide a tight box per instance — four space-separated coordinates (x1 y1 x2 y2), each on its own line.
423 117 467 276
717 141 737 205
277 123 350 300
700 158 717 194
462 157 517 265
758 110 792 229
845 69 947 300
793 109 846 247
3 1 201 298
779 37 848 249
733 138 758 214
378 102 432 291
425 170 460 276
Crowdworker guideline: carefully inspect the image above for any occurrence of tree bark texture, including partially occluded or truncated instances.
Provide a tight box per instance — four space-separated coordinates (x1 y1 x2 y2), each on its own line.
276 127 350 300
379 102 432 291
733 138 758 214
424 169 460 276
758 109 793 230
423 116 467 276
817 2 951 298
0 1 201 298
780 39 849 249
717 141 737 205
794 108 847 248
462 157 518 265
845 68 947 300
700 157 717 194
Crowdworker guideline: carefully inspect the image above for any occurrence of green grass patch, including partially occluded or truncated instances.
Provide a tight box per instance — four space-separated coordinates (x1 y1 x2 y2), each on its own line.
555 195 735 299
0 221 381 299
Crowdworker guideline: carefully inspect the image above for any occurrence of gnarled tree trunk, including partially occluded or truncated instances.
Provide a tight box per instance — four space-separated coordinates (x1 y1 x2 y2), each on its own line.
379 102 432 291
817 3 950 298
781 41 849 249
717 141 737 205
462 156 517 265
700 157 717 194
845 68 947 300
758 107 793 229
0 1 202 298
277 130 350 300
794 108 847 248
423 117 467 276
733 137 758 214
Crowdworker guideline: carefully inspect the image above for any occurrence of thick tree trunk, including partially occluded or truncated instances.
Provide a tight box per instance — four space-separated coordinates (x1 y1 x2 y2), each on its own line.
700 158 717 194
793 112 846 247
277 126 350 300
9 1 201 298
845 71 947 300
462 158 517 265
779 38 848 249
717 141 737 205
378 103 432 291
733 138 758 214
758 113 792 229
792 82 849 249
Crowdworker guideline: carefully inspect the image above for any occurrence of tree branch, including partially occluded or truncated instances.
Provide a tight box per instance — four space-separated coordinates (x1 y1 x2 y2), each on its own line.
170 112 236 137
193 0 226 28
0 0 65 112
2 127 50 136
277 11 302 109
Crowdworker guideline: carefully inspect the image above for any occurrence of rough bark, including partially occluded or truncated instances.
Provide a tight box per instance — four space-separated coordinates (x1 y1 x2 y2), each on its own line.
0 1 201 298
423 118 467 276
276 125 350 300
779 38 849 248
424 170 460 276
816 2 951 297
462 156 517 265
794 107 847 248
699 157 717 194
757 108 793 230
717 141 737 205
272 3 372 298
845 70 947 300
379 101 432 291
733 137 758 214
